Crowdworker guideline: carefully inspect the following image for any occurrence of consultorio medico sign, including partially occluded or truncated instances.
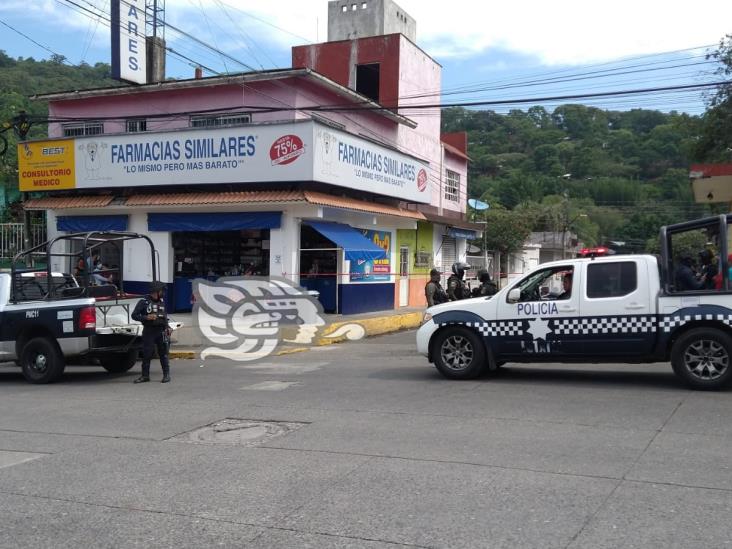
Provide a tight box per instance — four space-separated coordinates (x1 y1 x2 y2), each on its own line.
18 121 432 204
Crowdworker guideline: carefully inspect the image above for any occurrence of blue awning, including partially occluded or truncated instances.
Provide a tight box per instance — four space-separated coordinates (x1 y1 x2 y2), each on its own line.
306 221 387 262
57 215 128 232
148 212 281 232
448 227 478 239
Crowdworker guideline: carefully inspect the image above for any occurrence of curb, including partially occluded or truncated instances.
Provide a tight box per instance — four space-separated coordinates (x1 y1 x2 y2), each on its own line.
169 350 197 360
316 311 423 345
168 311 424 359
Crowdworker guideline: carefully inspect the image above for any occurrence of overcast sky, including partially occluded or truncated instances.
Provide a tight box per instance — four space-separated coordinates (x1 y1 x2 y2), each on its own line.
1 0 731 113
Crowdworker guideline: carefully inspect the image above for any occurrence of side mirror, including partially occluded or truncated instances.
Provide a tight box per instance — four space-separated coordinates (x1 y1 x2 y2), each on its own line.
507 288 521 303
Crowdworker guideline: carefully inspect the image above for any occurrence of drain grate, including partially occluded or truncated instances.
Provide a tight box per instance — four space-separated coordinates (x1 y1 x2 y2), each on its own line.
169 418 308 446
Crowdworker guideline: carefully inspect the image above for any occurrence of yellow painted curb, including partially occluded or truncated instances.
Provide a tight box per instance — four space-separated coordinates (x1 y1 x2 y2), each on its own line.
169 350 197 360
275 347 310 356
317 311 423 346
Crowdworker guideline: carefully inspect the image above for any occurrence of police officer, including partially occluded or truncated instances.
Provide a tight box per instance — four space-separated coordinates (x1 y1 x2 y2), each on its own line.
132 281 171 384
425 268 449 307
447 262 471 301
471 268 498 298
675 255 704 292
699 249 718 290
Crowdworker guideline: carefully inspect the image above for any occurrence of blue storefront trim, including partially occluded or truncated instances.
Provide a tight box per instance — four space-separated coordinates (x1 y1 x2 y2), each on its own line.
147 211 281 232
339 283 394 315
122 280 173 305
57 215 129 232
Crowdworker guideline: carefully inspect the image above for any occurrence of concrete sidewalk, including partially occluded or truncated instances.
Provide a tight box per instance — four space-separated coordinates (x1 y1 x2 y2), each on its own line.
168 307 425 359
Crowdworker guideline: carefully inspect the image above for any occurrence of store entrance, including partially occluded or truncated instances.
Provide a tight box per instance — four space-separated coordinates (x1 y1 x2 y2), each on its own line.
172 229 270 312
299 225 339 313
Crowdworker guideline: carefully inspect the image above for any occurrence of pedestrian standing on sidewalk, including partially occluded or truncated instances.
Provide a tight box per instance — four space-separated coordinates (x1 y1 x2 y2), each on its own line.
132 281 171 384
425 269 448 307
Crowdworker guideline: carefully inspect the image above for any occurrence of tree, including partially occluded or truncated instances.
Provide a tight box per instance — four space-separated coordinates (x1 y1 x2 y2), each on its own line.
482 207 533 255
695 35 732 161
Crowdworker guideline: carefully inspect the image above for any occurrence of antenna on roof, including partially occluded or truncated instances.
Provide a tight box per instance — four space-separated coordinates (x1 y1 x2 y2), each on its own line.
146 0 166 82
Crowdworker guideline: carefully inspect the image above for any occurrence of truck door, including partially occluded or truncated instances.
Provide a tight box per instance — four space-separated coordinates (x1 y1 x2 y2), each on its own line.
494 264 582 359
578 258 655 356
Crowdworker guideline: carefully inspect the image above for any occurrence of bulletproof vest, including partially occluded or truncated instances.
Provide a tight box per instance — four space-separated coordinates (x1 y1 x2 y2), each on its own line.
427 281 448 304
448 275 468 299
146 299 167 327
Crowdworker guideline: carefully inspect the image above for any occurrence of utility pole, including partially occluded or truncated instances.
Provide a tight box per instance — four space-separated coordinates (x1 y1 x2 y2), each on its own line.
22 193 32 266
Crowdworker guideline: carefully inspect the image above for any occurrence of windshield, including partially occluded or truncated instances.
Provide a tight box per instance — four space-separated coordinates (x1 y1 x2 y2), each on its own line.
512 266 574 302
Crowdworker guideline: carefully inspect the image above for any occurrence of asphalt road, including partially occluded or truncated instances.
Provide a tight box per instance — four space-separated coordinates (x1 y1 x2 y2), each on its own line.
1 331 731 548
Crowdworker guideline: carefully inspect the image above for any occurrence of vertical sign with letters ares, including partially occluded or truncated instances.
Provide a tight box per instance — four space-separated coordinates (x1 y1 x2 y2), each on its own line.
111 0 147 84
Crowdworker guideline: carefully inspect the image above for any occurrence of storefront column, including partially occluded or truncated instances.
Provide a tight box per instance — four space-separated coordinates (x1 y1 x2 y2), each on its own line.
125 210 172 294
269 208 301 284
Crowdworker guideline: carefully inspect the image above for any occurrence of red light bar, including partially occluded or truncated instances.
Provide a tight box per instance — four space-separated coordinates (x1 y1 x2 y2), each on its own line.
579 247 610 257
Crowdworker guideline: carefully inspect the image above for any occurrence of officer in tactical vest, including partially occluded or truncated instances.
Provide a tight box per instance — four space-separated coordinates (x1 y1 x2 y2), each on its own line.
132 281 170 384
447 262 471 301
425 268 449 307
472 268 498 298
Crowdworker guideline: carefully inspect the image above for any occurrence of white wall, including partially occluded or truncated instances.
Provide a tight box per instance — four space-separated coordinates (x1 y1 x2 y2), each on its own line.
45 210 64 273
126 211 171 283
505 246 541 284
457 237 467 263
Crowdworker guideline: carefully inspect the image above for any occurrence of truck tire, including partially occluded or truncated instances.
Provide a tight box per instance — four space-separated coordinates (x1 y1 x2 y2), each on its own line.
101 350 138 373
20 337 65 384
433 327 487 380
671 328 732 390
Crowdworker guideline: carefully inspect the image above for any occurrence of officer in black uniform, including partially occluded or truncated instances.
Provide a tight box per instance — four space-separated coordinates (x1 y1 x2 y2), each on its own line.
675 255 705 292
447 262 471 301
699 249 719 290
471 269 498 297
131 281 170 384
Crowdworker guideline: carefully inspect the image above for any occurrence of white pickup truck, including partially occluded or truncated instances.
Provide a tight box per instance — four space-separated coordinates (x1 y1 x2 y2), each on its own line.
418 215 732 390
0 231 179 384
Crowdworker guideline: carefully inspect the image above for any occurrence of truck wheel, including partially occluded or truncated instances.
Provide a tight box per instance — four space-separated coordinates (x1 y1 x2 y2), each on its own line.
101 350 138 373
20 337 65 384
433 327 487 379
671 328 732 390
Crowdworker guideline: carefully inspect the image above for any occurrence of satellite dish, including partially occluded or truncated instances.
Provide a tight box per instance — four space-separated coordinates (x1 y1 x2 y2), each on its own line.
468 198 489 211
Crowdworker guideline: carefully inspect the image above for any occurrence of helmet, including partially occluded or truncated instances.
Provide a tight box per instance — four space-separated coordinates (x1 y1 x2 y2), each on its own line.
451 262 470 278
699 249 713 264
149 281 166 293
477 269 491 283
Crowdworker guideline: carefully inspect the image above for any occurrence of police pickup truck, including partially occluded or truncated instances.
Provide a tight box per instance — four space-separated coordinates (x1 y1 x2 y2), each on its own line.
0 231 177 384
418 215 732 390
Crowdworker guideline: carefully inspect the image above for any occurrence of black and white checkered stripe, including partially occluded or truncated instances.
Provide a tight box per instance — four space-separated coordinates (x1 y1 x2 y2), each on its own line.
440 320 522 337
441 312 732 338
658 313 732 332
554 316 656 335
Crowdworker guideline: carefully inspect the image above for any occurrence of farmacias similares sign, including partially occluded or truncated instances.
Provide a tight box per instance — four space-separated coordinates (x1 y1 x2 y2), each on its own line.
18 121 432 204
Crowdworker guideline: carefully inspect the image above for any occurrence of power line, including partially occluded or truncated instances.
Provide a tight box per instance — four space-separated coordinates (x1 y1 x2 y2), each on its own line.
55 0 219 74
0 18 78 66
213 0 276 70
214 0 313 45
395 44 718 102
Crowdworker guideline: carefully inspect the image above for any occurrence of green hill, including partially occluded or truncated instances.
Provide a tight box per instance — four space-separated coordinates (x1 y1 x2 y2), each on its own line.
442 105 718 252
0 51 123 219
